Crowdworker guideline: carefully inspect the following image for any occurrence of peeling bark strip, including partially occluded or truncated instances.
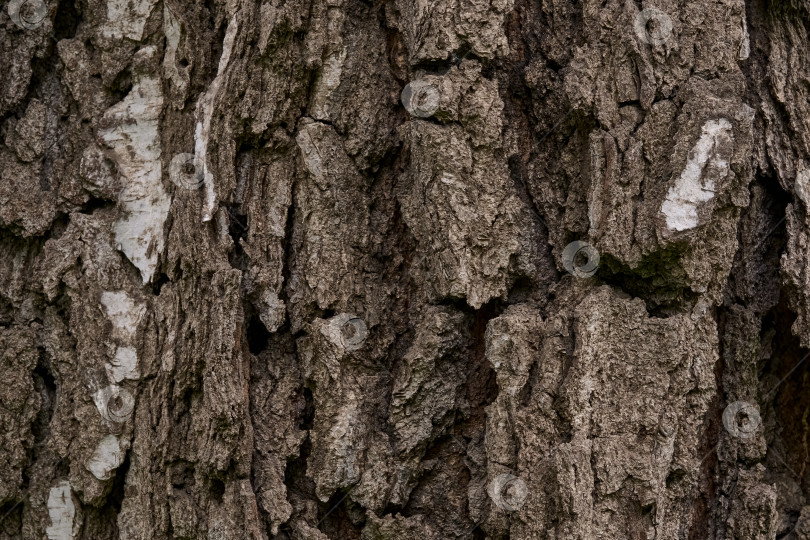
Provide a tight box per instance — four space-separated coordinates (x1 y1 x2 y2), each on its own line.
45 482 75 540
98 47 170 284
3 0 810 538
194 14 239 223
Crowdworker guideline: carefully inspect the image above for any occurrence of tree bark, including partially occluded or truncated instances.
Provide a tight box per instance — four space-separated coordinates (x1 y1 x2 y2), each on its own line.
1 0 810 537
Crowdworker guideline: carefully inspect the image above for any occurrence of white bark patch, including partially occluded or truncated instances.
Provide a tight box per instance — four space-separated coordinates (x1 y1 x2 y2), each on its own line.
108 346 139 382
100 291 144 381
99 67 171 283
46 481 76 540
660 119 733 232
101 0 159 41
86 435 126 481
195 16 239 222
100 291 145 341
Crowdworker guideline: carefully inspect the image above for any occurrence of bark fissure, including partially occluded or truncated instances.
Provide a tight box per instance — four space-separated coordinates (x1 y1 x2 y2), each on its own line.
3 0 810 537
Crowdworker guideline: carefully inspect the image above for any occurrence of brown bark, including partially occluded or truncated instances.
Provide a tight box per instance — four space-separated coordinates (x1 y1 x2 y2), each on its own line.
1 0 810 537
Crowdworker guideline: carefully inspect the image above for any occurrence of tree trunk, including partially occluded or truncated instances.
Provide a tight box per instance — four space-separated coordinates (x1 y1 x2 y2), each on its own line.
1 0 810 537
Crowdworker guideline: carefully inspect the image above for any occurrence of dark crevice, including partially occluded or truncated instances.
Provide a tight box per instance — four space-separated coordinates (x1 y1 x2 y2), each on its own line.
225 204 249 269
473 526 488 539
246 314 270 355
435 296 472 312
711 153 797 536
0 501 24 537
53 0 82 40
108 449 131 524
209 477 226 503
505 274 542 305
381 13 408 85
279 185 296 329
0 296 14 328
299 387 315 430
117 248 150 285
410 44 485 75
273 350 315 537
727 169 790 312
205 0 227 82
31 348 56 451
46 213 71 242
25 46 70 193
173 384 198 420
169 460 196 490
317 488 363 539
597 248 700 317
686 304 727 540
77 449 129 538
466 300 501 414
78 194 115 216
108 67 134 104
149 272 171 296
507 155 544 229
389 300 500 531
760 294 810 490
277 436 315 538
518 359 539 408
550 314 579 447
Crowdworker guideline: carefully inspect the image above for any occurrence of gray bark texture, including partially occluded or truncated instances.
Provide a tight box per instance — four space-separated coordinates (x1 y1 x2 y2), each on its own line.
1 0 810 537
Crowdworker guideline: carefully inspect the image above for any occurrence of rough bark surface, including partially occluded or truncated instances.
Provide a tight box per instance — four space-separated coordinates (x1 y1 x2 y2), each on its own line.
1 0 810 537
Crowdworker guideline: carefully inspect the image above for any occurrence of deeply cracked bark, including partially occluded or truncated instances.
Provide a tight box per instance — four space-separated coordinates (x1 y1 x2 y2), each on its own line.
2 0 810 537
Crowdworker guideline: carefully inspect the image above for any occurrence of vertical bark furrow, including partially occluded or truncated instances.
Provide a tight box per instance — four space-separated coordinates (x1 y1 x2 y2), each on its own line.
2 0 810 538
